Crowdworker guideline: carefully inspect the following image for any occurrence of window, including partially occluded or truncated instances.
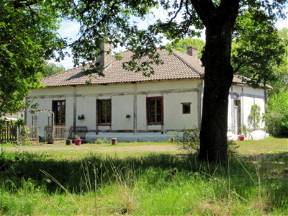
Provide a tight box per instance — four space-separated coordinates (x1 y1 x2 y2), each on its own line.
234 99 240 107
97 99 111 125
52 100 66 125
182 103 191 114
146 96 163 125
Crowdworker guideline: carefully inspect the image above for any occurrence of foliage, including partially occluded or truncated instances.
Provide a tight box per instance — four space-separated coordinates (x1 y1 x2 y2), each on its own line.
1 144 288 215
62 0 287 76
166 38 204 57
0 0 65 116
271 28 288 94
240 125 249 137
42 62 65 77
176 129 200 153
232 8 285 88
248 104 261 130
19 126 31 146
94 138 110 144
265 91 288 137
176 129 239 155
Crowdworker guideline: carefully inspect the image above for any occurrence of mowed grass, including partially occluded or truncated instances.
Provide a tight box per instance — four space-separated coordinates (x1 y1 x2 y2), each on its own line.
0 137 288 215
237 136 288 155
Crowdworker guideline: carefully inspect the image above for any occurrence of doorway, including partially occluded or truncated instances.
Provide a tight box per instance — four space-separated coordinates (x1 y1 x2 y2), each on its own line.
233 99 241 135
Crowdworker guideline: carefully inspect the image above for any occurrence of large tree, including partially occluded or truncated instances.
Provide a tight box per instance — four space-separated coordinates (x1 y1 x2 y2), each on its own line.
65 0 286 162
0 0 65 116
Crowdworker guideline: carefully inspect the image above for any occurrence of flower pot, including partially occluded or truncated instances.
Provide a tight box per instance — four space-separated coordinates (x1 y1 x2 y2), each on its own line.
238 135 245 141
74 138 81 145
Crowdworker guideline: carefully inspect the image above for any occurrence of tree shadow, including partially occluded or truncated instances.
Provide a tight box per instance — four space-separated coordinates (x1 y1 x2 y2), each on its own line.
242 152 288 210
0 151 288 209
0 152 252 190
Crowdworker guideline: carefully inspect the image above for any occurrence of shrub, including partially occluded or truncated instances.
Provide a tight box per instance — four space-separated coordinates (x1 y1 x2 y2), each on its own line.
19 126 31 145
248 104 261 129
266 92 288 137
176 129 200 154
176 129 239 155
94 138 110 144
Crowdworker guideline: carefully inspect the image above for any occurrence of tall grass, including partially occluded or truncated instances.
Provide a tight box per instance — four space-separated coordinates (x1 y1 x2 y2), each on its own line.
0 150 288 215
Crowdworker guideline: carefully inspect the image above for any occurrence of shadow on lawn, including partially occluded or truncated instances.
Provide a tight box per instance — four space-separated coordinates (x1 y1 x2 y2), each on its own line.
0 151 288 208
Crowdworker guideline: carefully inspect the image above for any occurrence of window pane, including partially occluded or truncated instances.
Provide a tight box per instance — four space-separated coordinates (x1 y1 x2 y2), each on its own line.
97 99 112 125
52 100 66 125
147 97 163 125
182 103 191 114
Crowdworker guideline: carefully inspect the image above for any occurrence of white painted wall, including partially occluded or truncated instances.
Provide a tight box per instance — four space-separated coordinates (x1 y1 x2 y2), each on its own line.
27 80 202 137
228 85 265 134
26 80 265 138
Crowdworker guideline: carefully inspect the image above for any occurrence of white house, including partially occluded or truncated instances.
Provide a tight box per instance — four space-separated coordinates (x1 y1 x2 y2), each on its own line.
26 48 266 141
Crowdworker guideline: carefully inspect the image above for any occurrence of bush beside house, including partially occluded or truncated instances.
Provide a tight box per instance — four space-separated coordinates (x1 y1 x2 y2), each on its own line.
266 91 288 137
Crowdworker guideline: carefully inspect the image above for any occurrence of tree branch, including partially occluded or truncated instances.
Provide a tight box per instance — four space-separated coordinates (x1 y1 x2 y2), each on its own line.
185 0 193 17
13 0 39 9
219 0 240 23
189 0 216 26
167 0 185 24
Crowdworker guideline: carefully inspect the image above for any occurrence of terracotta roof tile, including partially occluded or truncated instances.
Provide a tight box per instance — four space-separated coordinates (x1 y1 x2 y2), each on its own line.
42 49 244 87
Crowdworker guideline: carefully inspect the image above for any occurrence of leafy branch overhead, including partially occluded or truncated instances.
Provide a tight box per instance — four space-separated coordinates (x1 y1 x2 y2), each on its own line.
232 7 286 87
66 0 286 75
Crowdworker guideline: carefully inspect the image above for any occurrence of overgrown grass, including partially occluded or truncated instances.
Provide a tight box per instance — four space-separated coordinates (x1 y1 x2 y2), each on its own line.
0 138 288 215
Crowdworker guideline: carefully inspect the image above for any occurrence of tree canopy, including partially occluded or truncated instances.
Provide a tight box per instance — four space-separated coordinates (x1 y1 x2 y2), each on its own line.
231 8 285 89
0 0 65 115
43 63 65 77
166 37 205 56
272 28 288 93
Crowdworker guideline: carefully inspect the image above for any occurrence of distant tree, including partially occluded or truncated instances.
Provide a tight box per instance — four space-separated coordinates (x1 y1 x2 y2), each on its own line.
43 63 65 77
231 8 285 103
0 0 65 116
266 91 288 137
272 28 288 93
167 38 205 56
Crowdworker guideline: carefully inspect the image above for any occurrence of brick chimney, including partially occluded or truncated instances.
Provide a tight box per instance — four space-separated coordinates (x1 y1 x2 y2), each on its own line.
96 42 112 68
187 46 197 56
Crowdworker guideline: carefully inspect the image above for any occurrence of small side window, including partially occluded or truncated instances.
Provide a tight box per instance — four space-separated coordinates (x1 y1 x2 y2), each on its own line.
182 103 191 114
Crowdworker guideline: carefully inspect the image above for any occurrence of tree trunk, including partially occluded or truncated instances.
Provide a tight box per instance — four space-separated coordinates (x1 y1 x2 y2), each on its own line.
199 22 234 162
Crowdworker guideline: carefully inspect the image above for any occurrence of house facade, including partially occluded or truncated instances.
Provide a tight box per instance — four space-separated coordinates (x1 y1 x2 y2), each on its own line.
26 48 266 141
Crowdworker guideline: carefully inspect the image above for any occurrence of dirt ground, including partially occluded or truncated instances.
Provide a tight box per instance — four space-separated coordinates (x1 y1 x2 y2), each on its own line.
3 142 179 155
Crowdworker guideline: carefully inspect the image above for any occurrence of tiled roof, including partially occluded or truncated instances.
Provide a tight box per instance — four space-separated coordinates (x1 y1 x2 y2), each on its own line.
42 49 243 87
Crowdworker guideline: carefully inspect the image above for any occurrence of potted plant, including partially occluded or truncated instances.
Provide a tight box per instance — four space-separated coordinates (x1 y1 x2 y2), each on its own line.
238 134 245 141
74 135 81 146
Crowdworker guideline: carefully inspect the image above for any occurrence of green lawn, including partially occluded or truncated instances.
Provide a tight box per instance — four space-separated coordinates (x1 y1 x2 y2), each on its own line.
237 136 288 155
0 137 288 215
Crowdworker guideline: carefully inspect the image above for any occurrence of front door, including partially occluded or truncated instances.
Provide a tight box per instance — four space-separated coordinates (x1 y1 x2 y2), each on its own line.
233 100 241 135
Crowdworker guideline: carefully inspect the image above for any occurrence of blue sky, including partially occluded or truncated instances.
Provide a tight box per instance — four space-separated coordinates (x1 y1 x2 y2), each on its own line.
50 9 288 69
